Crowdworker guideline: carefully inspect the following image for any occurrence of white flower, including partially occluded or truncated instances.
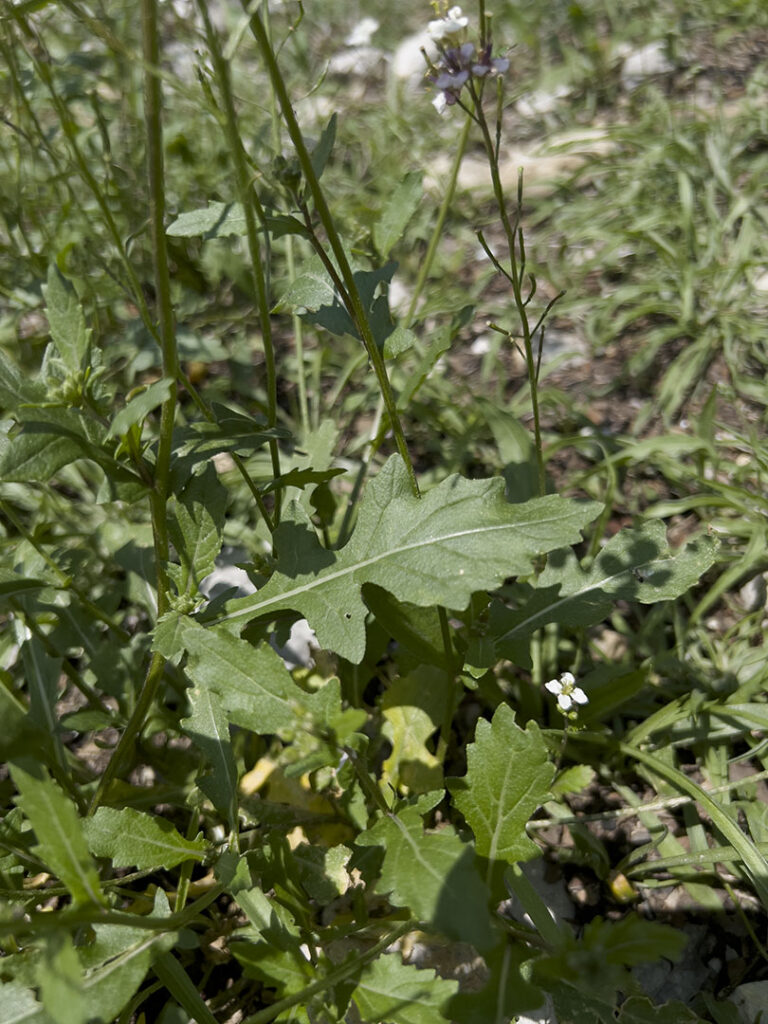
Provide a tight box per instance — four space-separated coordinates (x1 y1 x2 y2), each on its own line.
428 5 468 42
545 672 588 713
345 17 379 48
432 91 448 114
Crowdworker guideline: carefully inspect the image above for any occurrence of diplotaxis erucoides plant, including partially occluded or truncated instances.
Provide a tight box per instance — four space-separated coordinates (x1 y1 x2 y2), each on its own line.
0 3 736 1022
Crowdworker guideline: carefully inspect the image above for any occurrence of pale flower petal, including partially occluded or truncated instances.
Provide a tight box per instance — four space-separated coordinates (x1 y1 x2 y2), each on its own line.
557 693 573 711
545 679 563 695
560 671 575 687
572 687 589 705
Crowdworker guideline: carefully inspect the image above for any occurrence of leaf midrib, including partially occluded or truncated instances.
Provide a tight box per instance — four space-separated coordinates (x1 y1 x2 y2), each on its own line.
218 512 574 627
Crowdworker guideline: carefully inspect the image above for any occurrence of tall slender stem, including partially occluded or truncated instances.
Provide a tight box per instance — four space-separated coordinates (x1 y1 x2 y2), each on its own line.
471 93 546 495
242 3 420 498
143 0 178 614
196 0 283 516
405 111 472 328
90 0 179 812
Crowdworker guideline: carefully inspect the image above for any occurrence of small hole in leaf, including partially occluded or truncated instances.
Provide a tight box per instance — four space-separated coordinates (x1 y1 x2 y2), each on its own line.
344 612 352 620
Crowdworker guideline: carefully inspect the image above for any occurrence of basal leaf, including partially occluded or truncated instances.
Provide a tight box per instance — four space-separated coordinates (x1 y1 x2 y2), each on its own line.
448 704 554 864
357 798 495 950
82 808 207 870
350 954 457 1024
42 265 90 374
481 521 718 668
10 760 103 906
214 456 600 663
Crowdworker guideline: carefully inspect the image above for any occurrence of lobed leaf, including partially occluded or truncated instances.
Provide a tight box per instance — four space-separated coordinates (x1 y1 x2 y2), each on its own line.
214 456 600 663
42 265 90 374
350 954 458 1024
181 619 333 735
358 795 496 950
82 807 208 870
169 462 227 593
449 704 554 864
478 521 718 668
181 683 239 827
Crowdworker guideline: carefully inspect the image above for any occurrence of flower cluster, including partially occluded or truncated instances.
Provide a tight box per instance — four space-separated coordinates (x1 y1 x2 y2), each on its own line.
426 5 509 114
545 672 588 718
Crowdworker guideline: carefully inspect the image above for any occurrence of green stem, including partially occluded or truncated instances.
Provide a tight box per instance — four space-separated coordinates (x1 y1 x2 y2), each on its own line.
241 920 414 1024
196 0 283 516
264 4 309 438
89 0 180 814
10 11 160 346
0 882 226 938
87 650 166 814
405 111 472 329
242 3 420 498
471 92 545 496
142 0 178 615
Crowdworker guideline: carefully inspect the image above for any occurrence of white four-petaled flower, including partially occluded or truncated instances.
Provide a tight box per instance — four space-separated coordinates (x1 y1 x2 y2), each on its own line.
545 672 588 712
428 5 469 42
